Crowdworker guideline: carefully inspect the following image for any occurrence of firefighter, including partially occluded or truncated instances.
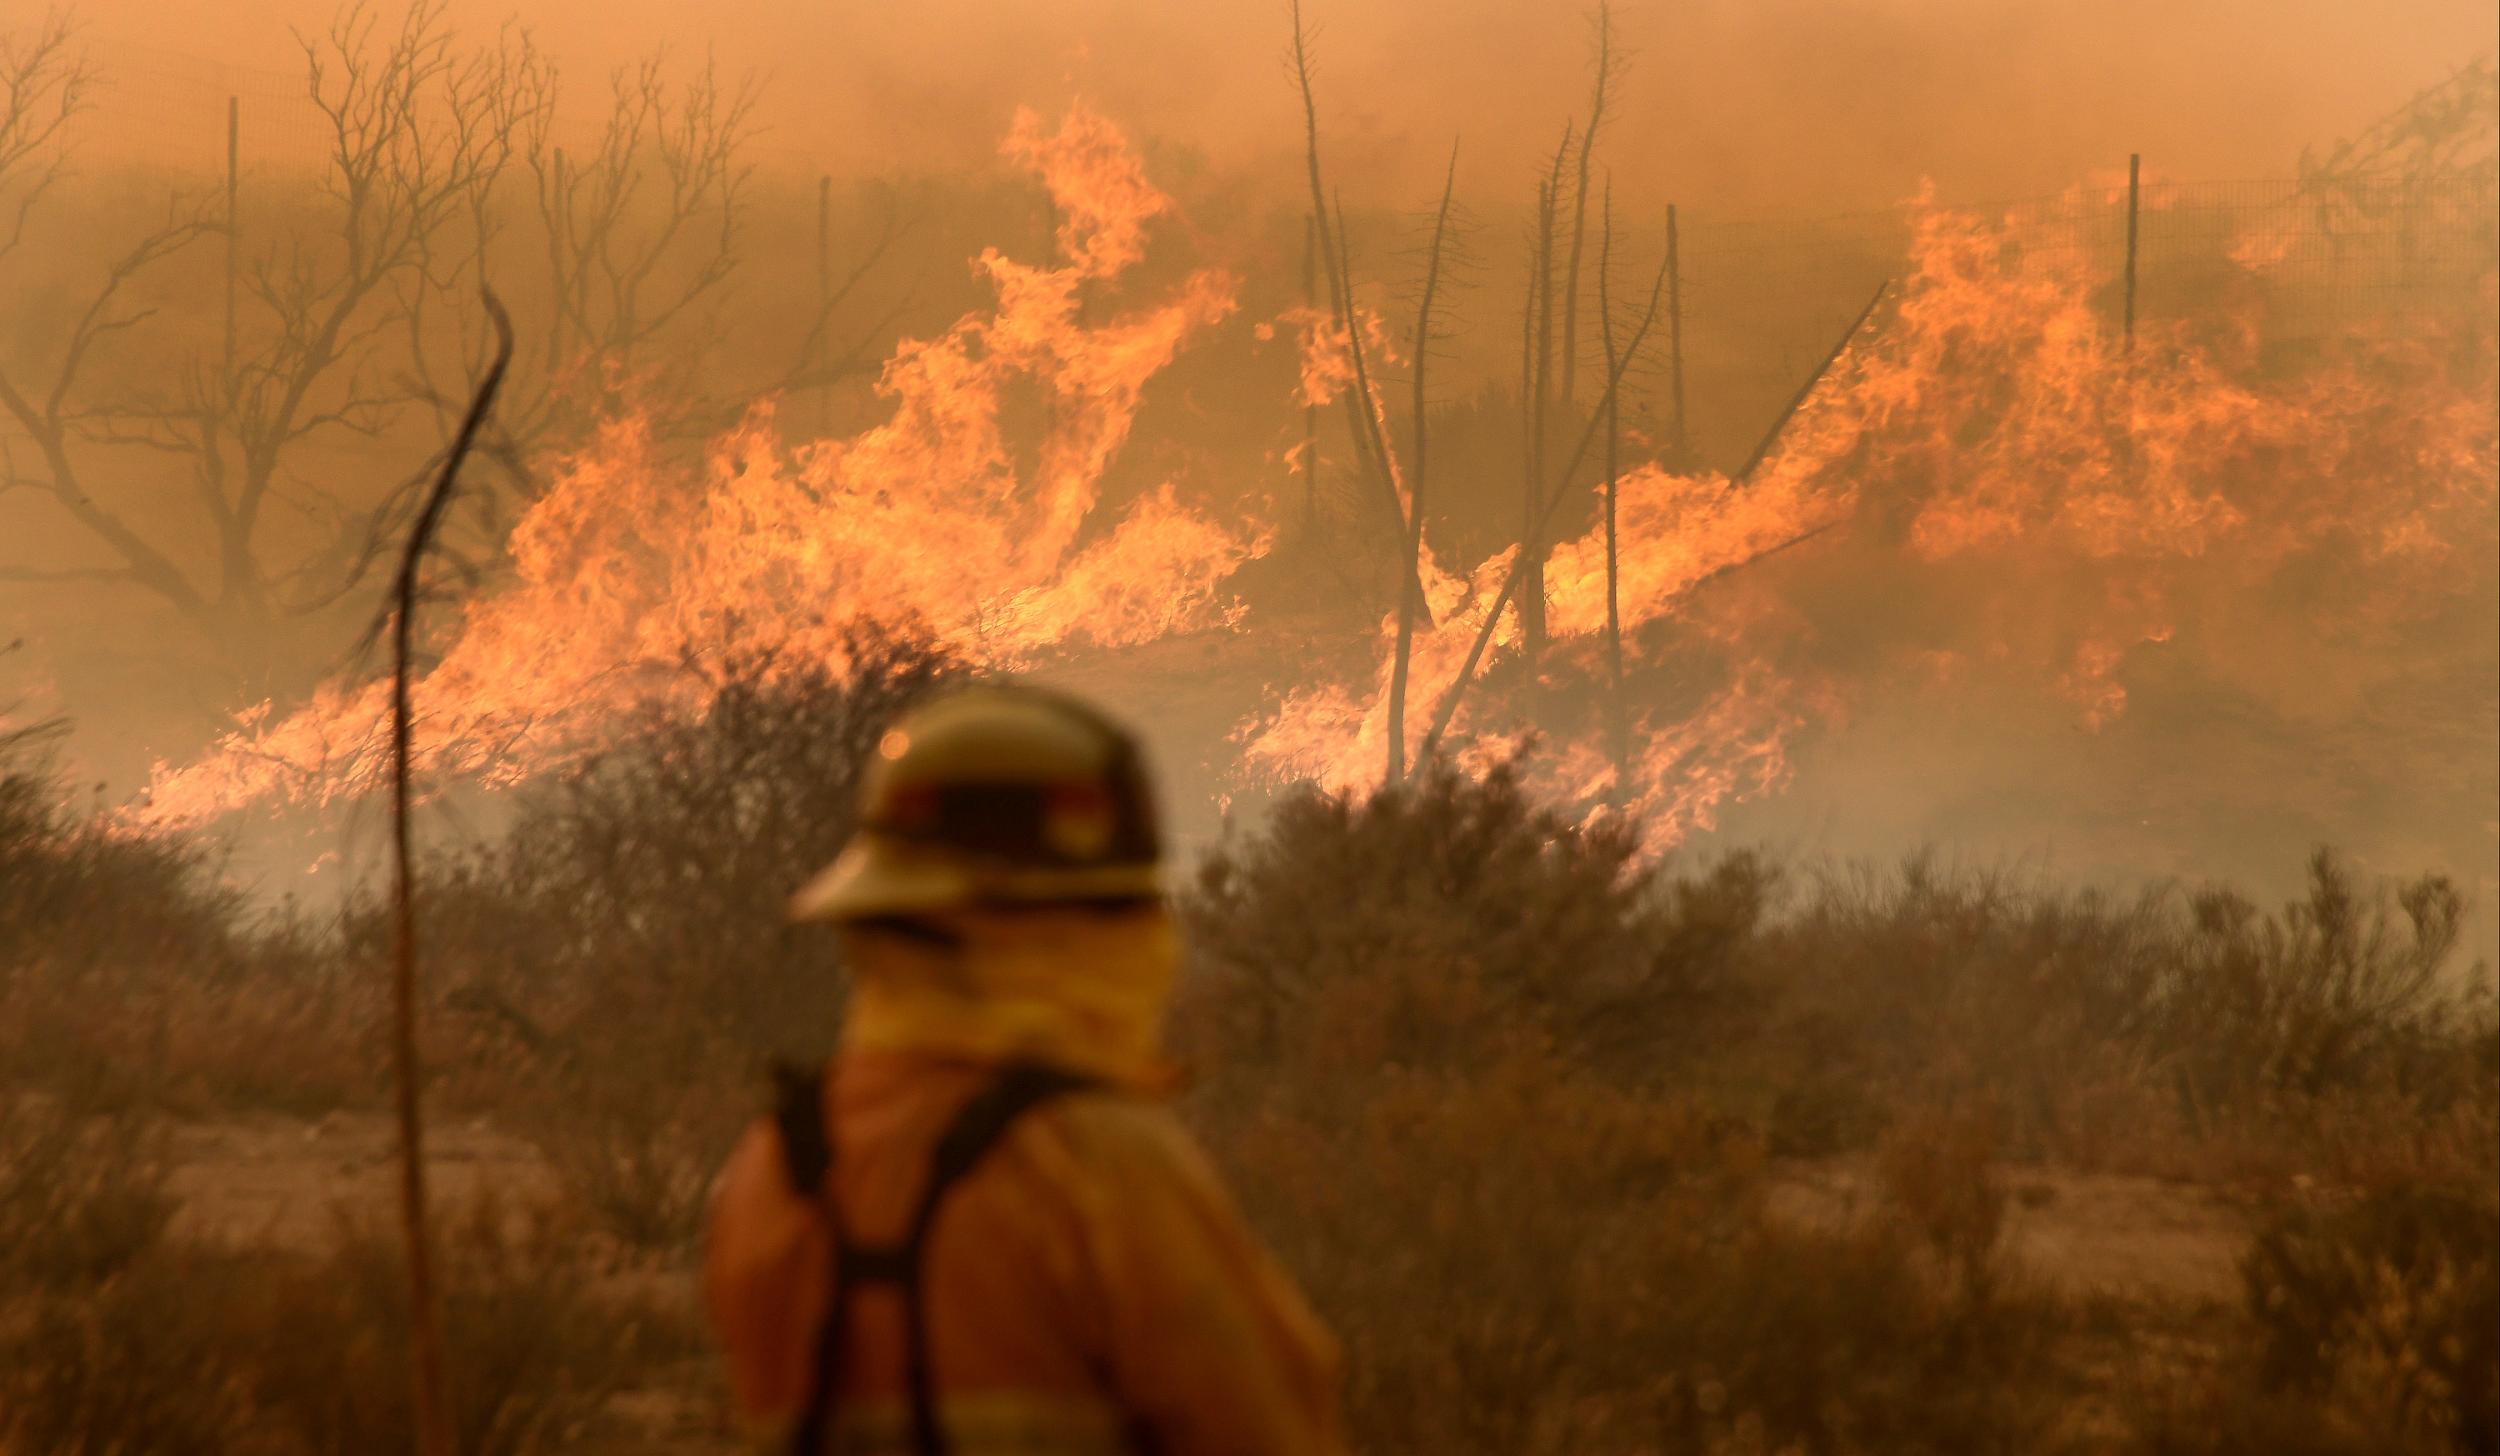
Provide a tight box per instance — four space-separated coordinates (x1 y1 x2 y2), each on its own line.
704 684 1344 1456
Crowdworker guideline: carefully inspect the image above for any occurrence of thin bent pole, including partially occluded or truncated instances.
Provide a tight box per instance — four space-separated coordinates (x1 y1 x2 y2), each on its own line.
390 287 514 1456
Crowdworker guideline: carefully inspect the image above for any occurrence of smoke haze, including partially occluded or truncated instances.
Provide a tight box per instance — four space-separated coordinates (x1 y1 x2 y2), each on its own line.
73 0 2497 209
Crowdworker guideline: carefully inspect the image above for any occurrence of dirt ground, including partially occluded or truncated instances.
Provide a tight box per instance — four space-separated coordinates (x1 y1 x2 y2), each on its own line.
1766 1156 2249 1306
166 1113 556 1249
173 1111 2248 1300
164 1114 725 1453
158 1108 2255 1451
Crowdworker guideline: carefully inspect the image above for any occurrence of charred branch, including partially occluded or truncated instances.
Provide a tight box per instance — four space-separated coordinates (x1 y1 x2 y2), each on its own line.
1420 231 1673 765
1388 144 1460 785
1731 279 1890 488
1288 0 1435 623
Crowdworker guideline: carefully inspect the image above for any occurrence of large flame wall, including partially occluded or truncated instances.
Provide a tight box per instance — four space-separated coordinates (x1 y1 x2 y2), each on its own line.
139 108 2496 936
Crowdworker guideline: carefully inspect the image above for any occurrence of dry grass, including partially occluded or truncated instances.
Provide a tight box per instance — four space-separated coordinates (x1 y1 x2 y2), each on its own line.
0 1095 174 1295
0 1155 700 1456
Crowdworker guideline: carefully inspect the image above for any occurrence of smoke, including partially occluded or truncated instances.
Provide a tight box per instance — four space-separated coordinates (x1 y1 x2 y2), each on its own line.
69 0 2496 210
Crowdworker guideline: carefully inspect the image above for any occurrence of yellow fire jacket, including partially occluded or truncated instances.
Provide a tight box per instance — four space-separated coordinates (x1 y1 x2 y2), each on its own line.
703 911 1344 1456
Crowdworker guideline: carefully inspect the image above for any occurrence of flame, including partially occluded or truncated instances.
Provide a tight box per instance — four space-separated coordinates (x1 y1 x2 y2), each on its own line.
1239 191 2497 847
130 119 2494 858
1261 303 1401 412
141 104 1255 828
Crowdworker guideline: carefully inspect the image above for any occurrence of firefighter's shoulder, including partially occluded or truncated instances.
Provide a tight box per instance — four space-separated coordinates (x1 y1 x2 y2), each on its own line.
997 1087 1227 1206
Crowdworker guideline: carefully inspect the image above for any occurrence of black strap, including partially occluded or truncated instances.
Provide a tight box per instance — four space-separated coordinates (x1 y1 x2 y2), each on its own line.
772 1061 833 1196
781 1061 1098 1456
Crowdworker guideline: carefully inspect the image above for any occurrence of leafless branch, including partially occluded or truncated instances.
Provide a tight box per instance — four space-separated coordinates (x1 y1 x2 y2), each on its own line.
0 9 86 260
1387 142 1459 785
1420 231 1675 764
1288 0 1435 622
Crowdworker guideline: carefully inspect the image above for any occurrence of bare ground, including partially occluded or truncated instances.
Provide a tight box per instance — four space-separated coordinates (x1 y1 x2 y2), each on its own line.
1766 1156 2249 1306
154 1108 2255 1452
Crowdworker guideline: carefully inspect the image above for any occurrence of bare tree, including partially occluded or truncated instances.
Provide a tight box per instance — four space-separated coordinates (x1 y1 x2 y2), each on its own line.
1596 179 1627 797
0 16 218 610
1555 3 1619 429
1419 238 1672 767
1523 5 1626 669
787 178 913 417
6 3 904 702
1386 144 1461 784
0 10 83 263
1288 0 1434 621
1 3 529 683
363 35 913 607
1518 123 1570 663
2296 59 2498 287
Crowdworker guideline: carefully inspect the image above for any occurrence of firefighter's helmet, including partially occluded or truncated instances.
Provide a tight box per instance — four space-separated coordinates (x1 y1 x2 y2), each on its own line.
790 684 1164 922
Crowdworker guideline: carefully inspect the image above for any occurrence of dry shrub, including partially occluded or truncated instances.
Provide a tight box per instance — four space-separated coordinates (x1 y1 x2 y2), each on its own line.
2131 1159 2500 1456
1181 766 2068 1455
231 1198 677 1455
0 731 241 979
1185 759 1758 1078
0 733 376 1115
0 1245 262 1456
0 1096 173 1295
2157 851 2477 1108
398 627 964 1249
2239 1180 2497 1451
518 1029 742 1252
431 628 961 1051
1875 1100 2010 1303
1196 1021 2072 1455
0 1187 693 1456
0 940 379 1117
1748 849 2489 1166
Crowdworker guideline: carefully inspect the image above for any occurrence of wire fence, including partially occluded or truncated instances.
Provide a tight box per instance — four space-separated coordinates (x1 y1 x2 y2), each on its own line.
1635 168 2497 459
1682 170 2493 349
1684 173 2491 325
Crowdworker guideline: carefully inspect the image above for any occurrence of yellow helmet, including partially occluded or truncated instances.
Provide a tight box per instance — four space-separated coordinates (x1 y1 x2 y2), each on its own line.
789 684 1164 922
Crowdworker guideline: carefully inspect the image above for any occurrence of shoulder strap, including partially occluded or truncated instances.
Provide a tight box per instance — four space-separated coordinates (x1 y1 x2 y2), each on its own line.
771 1059 833 1197
787 1060 1099 1456
918 1063 1099 1223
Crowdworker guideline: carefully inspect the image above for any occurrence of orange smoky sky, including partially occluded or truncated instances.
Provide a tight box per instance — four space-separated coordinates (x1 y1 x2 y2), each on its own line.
71 0 2495 210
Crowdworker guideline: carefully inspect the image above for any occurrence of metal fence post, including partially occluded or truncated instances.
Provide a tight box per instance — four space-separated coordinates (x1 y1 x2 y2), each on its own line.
1666 202 1687 461
2124 153 2140 352
225 96 239 381
1303 210 1320 528
816 174 833 434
